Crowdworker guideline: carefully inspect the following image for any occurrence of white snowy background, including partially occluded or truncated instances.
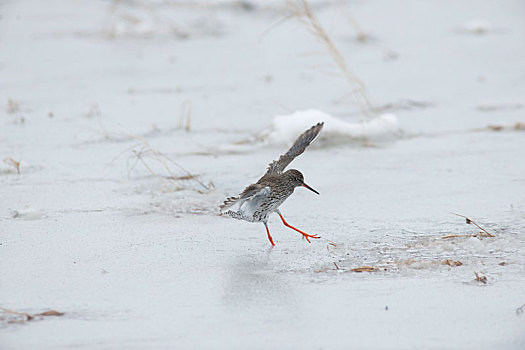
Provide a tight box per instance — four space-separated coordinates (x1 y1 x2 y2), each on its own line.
1 0 525 349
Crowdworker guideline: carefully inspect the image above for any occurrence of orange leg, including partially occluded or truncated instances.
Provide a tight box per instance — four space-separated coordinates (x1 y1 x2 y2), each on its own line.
264 223 275 246
277 212 320 243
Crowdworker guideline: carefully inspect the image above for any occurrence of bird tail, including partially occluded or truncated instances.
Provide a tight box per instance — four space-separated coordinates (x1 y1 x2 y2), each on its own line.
224 210 246 220
219 196 239 212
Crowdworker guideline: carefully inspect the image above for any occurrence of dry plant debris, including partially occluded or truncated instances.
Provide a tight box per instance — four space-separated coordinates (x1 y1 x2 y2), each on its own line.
325 240 337 253
37 310 64 317
487 125 503 131
441 233 482 239
122 135 214 193
326 239 337 247
444 259 463 267
0 306 64 324
451 213 495 237
167 174 198 181
476 122 525 132
314 264 381 273
474 272 488 284
290 0 376 117
515 122 525 130
3 157 20 174
351 266 379 272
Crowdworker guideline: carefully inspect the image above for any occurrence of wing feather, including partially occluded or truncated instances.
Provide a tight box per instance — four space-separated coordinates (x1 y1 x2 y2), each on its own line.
220 184 270 212
266 122 324 174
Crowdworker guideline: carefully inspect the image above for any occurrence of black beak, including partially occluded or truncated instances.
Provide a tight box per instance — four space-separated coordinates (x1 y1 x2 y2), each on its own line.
301 182 319 195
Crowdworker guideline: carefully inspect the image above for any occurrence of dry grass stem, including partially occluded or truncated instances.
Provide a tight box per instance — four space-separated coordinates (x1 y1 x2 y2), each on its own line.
324 238 337 247
451 213 495 237
474 122 525 132
290 0 376 117
351 266 379 272
125 135 214 193
441 233 490 239
0 306 33 321
0 306 64 324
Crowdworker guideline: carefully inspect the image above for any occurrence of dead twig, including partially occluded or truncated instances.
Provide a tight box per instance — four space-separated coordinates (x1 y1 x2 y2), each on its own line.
325 239 337 247
451 213 495 237
325 239 337 252
0 306 64 324
474 272 487 284
444 259 463 267
125 135 214 193
351 266 379 272
0 306 33 321
441 233 481 239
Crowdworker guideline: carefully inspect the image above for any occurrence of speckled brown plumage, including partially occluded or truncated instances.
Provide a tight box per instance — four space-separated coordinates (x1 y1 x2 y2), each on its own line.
220 122 324 245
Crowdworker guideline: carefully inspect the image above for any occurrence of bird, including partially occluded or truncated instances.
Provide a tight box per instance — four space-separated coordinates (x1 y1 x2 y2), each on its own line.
220 122 324 246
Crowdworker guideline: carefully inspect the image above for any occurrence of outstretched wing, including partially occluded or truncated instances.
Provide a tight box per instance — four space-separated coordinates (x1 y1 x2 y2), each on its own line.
266 122 324 174
220 184 270 212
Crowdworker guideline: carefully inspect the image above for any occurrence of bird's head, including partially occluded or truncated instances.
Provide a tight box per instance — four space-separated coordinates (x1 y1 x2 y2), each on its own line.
285 169 319 195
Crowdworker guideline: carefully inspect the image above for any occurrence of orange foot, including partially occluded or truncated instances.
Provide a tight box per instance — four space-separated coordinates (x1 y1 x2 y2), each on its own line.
300 232 321 243
298 230 321 243
278 213 321 243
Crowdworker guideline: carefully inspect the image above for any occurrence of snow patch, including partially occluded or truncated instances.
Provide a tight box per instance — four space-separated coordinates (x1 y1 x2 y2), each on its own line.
267 109 398 146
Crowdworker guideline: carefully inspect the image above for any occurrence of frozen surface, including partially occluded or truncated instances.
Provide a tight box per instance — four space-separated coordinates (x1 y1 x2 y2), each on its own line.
1 0 525 349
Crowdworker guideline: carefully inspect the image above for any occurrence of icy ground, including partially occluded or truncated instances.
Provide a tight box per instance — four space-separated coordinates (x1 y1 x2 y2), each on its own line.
1 0 525 349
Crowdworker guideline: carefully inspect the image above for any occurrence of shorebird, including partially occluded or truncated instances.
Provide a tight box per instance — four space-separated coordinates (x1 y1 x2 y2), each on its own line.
220 122 323 246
